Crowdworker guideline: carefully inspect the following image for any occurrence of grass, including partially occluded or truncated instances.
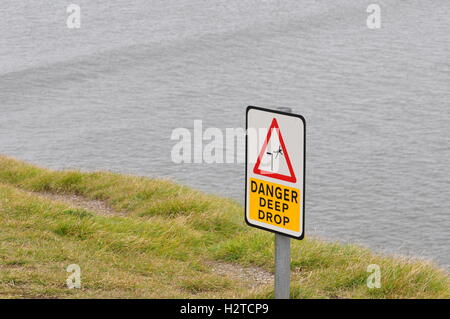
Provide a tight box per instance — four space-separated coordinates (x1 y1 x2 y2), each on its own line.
0 155 448 298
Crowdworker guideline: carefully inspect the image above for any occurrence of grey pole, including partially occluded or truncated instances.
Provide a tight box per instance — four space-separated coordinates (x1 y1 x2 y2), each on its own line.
275 234 291 299
274 107 292 299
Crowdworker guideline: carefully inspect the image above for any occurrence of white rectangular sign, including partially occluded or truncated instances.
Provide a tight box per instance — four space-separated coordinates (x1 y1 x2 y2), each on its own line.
245 106 306 239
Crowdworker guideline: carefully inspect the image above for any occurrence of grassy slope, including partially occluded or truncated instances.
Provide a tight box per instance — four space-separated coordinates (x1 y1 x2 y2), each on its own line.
0 156 448 298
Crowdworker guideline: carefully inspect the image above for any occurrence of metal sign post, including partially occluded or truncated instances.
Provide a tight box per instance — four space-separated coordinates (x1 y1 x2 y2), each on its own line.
275 233 291 299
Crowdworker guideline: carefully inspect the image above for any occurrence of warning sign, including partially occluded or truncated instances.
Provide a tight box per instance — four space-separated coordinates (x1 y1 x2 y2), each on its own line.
245 106 305 239
253 118 296 183
249 178 300 231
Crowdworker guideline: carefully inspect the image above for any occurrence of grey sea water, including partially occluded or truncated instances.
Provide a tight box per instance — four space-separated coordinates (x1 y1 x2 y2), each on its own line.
1 0 449 267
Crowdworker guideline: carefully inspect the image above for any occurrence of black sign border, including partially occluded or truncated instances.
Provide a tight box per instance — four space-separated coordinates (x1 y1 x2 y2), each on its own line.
245 105 306 240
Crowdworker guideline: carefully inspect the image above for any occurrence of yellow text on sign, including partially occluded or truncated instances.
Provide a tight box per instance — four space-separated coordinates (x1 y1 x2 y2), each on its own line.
249 178 301 232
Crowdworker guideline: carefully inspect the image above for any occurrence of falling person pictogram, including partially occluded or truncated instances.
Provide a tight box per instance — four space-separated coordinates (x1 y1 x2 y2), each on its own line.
266 146 283 172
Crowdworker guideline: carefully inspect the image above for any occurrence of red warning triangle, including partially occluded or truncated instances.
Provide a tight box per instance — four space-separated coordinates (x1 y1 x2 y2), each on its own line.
253 118 297 183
